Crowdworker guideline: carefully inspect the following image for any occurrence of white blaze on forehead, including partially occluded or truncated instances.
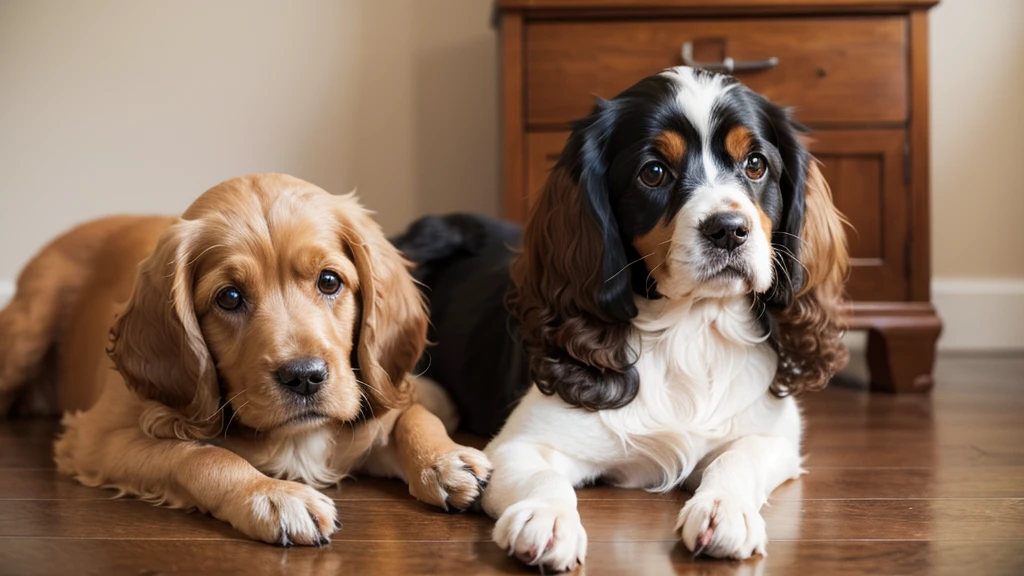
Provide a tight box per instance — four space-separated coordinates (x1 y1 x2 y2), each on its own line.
660 67 737 183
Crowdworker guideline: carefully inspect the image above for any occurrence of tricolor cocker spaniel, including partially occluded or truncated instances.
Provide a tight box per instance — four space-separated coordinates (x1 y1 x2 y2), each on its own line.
397 66 849 571
0 174 490 546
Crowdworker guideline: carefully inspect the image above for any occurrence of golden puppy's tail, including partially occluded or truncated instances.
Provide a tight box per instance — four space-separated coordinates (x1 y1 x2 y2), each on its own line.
0 252 68 415
0 217 134 415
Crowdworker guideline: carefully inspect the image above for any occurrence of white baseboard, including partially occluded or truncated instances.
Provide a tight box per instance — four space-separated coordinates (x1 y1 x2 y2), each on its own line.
841 278 1023 353
0 279 13 308
931 277 1024 351
0 276 1020 350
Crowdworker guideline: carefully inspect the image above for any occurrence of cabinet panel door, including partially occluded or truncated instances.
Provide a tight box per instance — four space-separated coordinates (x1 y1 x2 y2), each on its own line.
809 129 908 302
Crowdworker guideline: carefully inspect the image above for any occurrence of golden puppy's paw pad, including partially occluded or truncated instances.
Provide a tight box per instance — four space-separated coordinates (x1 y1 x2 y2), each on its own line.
241 480 339 546
416 447 493 512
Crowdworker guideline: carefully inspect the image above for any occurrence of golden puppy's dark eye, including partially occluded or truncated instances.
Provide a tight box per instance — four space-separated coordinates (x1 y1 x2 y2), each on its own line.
638 161 668 188
744 153 767 180
317 270 342 295
215 286 243 311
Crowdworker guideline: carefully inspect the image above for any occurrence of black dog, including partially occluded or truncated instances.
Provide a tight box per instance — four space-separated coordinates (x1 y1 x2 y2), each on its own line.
391 214 527 437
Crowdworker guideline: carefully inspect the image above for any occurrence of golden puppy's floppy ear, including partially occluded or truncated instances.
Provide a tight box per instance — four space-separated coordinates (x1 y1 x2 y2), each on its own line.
770 160 850 396
108 219 221 440
334 195 428 414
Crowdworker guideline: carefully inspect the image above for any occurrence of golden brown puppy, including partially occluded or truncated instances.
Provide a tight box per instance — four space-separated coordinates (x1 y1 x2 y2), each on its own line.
0 174 491 545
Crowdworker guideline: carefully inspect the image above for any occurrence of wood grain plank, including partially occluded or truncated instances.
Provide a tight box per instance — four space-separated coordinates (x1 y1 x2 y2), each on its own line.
6 465 1023 505
802 445 1024 468
771 467 1024 500
0 539 1017 576
2 498 1022 543
0 439 54 469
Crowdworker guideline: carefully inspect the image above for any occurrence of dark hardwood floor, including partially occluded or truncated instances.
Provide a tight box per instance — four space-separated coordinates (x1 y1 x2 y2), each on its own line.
1 354 1023 575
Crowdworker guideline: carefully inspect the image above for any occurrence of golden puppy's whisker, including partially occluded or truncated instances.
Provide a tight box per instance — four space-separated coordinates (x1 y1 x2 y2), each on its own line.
412 352 432 378
204 389 248 421
354 380 383 424
162 243 226 279
223 399 251 439
184 243 226 268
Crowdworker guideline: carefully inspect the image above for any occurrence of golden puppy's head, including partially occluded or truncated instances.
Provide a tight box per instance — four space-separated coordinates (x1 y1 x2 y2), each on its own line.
108 174 427 440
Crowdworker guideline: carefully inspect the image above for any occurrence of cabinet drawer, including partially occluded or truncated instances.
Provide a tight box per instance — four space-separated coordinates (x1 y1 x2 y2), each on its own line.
526 17 908 126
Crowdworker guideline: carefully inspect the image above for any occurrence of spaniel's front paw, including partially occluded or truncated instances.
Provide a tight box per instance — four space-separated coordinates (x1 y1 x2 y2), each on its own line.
230 478 339 546
675 491 767 559
494 498 587 573
410 446 492 512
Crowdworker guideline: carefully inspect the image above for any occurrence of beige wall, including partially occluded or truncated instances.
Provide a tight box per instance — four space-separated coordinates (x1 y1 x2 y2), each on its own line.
0 0 1021 285
0 0 497 281
930 0 1024 277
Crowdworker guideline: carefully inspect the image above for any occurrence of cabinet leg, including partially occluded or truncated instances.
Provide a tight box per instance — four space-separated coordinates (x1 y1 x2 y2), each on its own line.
866 321 942 393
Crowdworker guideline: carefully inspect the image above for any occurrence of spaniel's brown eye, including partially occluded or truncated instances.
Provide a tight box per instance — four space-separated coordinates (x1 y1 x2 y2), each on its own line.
638 161 668 188
317 270 342 295
215 286 243 311
744 153 767 180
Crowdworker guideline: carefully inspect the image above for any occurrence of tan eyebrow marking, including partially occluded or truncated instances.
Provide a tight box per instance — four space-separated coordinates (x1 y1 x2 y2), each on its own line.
756 205 774 247
653 130 687 165
725 126 752 162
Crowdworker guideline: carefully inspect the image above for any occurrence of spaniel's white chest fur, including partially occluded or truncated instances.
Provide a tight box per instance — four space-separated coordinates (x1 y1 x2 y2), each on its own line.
598 296 777 491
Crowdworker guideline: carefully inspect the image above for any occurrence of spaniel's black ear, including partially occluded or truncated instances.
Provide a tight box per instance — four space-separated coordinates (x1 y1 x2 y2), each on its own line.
509 99 640 411
563 98 637 322
756 101 850 396
762 102 812 309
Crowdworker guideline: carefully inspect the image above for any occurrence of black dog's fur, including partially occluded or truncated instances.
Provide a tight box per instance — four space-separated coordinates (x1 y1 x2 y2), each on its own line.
391 215 527 437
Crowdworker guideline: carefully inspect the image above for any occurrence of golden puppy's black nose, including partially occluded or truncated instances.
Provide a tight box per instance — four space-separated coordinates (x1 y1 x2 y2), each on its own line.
700 212 749 252
275 357 328 397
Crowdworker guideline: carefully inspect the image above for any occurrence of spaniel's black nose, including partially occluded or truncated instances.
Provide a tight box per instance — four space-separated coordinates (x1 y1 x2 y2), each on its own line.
275 357 328 397
700 212 749 252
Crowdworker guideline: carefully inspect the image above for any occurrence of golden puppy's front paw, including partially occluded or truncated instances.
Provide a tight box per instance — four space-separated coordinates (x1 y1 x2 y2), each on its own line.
231 479 339 547
410 447 492 512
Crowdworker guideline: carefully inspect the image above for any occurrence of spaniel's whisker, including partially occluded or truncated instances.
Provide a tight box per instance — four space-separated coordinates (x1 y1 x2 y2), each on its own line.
605 250 658 283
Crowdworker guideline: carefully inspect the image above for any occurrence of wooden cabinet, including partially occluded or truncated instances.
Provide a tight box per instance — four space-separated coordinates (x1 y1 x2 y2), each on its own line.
497 0 942 393
525 17 909 126
811 129 908 303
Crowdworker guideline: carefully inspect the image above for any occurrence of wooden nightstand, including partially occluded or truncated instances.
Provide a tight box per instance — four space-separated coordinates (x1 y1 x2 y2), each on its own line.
495 0 942 393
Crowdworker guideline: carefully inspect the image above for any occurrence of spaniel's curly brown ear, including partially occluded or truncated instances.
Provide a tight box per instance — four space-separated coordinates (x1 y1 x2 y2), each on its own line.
510 100 640 411
107 220 222 440
770 161 850 396
335 195 428 415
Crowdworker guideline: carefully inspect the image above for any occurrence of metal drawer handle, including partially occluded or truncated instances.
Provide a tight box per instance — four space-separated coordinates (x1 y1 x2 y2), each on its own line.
681 41 779 73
